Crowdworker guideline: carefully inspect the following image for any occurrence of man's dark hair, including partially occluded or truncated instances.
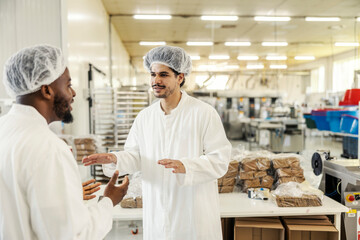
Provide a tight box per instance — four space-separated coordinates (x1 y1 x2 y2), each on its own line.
170 68 185 87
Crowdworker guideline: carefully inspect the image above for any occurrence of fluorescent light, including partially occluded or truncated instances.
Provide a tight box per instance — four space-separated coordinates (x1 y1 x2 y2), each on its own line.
139 41 166 46
237 56 259 60
357 17 360 22
334 42 360 47
294 56 315 60
270 64 287 69
68 13 90 21
133 15 172 20
190 56 201 60
254 16 291 22
201 16 238 21
209 55 230 60
224 65 240 69
187 42 213 46
262 42 288 46
266 55 287 60
305 17 341 22
246 64 264 69
225 42 251 46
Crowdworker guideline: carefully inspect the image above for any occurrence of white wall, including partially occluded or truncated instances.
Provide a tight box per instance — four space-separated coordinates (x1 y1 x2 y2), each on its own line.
65 0 134 136
0 0 64 99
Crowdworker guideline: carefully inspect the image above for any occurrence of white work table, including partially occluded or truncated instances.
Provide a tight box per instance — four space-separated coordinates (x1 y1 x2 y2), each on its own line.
106 192 348 239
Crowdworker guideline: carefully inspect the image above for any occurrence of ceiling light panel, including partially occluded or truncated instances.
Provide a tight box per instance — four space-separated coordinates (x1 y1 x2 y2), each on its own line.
305 17 341 22
262 42 288 46
246 64 264 69
225 42 251 46
254 16 291 22
237 56 259 60
270 65 287 69
334 42 360 47
209 55 230 60
294 56 315 60
133 15 172 20
186 42 213 46
139 41 166 46
201 16 239 21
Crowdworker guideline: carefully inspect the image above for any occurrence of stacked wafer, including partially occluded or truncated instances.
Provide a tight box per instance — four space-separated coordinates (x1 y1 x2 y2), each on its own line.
239 156 274 191
218 161 239 193
272 155 305 186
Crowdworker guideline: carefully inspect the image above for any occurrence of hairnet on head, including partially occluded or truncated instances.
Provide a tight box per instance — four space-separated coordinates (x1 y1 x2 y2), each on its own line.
3 44 66 97
143 46 192 76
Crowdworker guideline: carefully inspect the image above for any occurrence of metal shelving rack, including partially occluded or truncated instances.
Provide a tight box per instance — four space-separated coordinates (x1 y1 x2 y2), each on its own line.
114 90 149 148
89 86 150 182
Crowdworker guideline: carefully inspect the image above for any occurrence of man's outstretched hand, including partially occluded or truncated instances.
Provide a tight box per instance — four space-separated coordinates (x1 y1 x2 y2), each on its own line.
104 170 129 206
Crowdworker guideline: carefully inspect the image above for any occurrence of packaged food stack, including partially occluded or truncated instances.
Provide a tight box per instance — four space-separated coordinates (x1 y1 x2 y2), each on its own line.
272 154 305 186
218 160 239 193
272 181 323 207
120 197 143 208
239 156 274 192
74 138 97 161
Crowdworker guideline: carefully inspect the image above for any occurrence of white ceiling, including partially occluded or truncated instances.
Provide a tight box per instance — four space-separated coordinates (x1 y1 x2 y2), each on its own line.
102 0 360 71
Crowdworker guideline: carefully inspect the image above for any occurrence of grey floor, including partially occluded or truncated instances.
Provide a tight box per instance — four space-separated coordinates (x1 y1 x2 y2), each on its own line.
105 130 345 239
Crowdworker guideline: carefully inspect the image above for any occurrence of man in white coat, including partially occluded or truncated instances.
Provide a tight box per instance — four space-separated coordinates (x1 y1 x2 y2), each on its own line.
0 45 129 239
83 46 232 239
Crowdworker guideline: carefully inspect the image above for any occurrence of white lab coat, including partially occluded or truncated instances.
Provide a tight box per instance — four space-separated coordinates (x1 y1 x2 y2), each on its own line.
103 91 232 240
0 104 113 240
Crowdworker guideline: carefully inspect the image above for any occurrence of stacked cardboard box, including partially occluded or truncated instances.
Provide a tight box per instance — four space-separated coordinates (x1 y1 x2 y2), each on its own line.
74 138 97 161
218 161 239 193
234 217 284 240
282 216 338 240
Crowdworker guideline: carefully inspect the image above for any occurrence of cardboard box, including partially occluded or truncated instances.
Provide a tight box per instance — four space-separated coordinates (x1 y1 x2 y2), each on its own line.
282 217 338 240
234 217 284 240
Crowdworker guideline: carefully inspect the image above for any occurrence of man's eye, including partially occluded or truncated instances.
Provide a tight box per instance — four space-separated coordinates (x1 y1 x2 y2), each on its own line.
160 74 168 77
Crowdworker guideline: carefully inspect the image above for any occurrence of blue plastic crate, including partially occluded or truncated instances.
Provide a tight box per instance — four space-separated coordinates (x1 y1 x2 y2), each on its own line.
340 114 359 134
326 110 358 132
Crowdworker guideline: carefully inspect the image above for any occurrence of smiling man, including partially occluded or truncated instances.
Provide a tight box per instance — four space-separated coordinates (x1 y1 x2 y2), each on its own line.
83 45 232 240
0 45 129 239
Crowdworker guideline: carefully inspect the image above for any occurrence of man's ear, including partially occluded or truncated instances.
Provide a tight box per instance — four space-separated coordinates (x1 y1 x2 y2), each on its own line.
178 73 184 84
40 85 54 100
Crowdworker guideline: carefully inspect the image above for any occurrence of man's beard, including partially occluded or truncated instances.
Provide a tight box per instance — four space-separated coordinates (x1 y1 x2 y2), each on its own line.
53 95 73 123
152 84 175 98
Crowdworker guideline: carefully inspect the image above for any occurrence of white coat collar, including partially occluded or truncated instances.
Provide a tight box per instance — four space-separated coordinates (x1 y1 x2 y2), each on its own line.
157 90 188 115
9 104 49 126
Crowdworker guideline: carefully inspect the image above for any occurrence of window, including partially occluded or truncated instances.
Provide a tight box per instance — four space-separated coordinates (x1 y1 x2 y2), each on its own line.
195 75 229 90
310 66 325 93
333 58 360 91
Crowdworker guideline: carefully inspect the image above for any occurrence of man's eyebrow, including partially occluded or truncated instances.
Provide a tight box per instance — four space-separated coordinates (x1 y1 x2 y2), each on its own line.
151 71 170 74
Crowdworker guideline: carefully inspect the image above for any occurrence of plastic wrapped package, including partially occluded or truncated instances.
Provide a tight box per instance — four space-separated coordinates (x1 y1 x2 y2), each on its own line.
272 154 301 169
239 171 254 180
254 171 267 178
271 181 323 207
218 177 236 186
120 171 142 208
260 175 274 188
276 168 304 178
225 161 239 178
278 177 305 184
241 157 271 171
73 135 103 161
218 185 234 193
244 178 261 189
257 157 271 170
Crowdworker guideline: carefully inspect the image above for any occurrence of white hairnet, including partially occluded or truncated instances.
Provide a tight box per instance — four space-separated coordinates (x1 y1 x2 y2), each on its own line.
143 46 192 76
3 44 66 97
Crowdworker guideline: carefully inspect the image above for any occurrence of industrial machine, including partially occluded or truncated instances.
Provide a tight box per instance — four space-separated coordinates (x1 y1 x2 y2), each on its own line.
312 151 360 240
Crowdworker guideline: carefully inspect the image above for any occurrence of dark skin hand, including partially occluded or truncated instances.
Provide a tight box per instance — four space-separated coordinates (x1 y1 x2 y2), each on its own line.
158 159 186 173
82 179 101 200
104 170 130 206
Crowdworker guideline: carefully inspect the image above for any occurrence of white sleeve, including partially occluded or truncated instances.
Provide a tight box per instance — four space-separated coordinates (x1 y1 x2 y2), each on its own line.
28 146 113 240
103 119 141 177
177 108 232 186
